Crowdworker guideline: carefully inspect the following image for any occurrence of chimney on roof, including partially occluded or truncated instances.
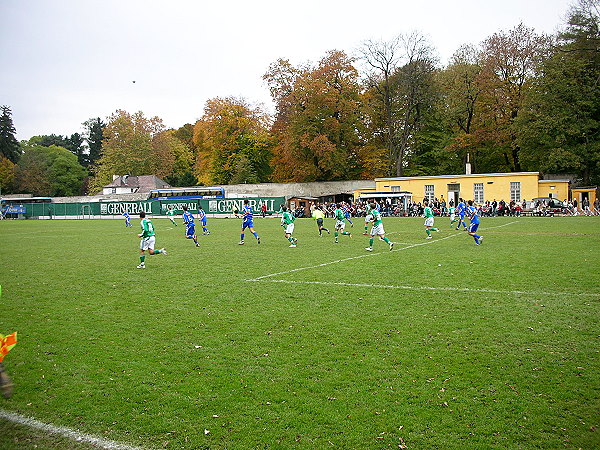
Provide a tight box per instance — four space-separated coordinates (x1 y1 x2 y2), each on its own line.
465 153 472 175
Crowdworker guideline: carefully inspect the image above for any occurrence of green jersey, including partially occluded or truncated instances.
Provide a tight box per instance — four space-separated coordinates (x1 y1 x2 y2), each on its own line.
282 210 295 225
370 209 382 226
449 207 456 215
424 206 434 218
167 209 175 217
140 218 155 238
334 208 345 221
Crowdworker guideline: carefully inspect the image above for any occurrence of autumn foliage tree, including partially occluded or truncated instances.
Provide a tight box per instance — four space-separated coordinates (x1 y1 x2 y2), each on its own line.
193 97 272 185
264 50 364 182
91 110 194 192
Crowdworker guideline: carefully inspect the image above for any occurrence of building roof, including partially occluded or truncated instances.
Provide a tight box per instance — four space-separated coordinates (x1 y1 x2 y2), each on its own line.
374 172 541 182
104 175 171 193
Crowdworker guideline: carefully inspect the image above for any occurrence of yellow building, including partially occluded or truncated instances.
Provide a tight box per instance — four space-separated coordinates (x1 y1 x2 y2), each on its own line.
354 172 570 207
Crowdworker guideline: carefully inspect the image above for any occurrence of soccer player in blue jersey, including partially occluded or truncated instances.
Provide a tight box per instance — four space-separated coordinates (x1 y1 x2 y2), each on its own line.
466 200 483 245
455 198 468 230
123 211 132 227
342 202 354 227
182 206 200 247
239 199 260 245
198 206 210 235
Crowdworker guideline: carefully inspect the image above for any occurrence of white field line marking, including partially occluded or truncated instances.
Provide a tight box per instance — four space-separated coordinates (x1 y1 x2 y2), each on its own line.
247 221 518 281
0 409 146 450
259 279 599 298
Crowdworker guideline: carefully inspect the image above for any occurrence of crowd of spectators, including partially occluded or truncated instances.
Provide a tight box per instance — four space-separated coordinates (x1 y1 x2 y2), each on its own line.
301 197 600 219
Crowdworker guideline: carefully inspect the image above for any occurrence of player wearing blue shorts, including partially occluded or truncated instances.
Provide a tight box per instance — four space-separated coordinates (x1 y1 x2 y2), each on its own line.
456 198 467 230
123 211 132 227
198 206 210 235
239 199 260 245
466 200 483 245
182 206 200 247
342 202 354 227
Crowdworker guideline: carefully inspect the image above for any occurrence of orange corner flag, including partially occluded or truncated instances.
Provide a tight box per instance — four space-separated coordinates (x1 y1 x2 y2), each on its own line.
0 332 17 363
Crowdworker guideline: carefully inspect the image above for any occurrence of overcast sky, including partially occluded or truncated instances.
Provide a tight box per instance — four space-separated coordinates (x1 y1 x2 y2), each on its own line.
1 0 573 141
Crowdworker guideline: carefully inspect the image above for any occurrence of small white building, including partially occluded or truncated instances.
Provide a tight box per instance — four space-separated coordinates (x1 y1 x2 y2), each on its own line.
102 175 171 195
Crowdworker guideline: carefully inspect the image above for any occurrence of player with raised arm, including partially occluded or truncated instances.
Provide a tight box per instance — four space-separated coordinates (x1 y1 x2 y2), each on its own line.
333 204 352 243
280 206 298 247
239 199 260 245
466 200 483 245
365 203 393 251
182 205 200 247
137 212 166 269
198 206 210 235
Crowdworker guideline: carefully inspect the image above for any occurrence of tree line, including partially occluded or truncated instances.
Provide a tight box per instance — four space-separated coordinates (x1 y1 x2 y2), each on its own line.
0 0 598 197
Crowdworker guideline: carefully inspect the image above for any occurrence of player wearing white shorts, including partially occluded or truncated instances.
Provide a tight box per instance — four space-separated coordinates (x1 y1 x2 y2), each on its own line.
423 199 440 239
333 205 352 243
281 206 298 247
365 203 393 251
137 211 167 268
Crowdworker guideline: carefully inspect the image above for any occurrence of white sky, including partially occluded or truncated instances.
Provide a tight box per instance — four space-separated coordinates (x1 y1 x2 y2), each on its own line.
0 0 573 141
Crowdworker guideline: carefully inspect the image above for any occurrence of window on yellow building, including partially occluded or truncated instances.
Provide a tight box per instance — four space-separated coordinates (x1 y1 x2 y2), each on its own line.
425 184 434 201
510 182 521 202
474 183 484 203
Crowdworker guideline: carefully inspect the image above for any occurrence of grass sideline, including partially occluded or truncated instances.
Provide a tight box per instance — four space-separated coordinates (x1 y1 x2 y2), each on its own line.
0 215 599 449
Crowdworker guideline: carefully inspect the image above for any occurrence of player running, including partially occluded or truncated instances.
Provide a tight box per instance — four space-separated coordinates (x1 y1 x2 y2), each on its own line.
166 208 178 226
333 204 352 243
365 203 393 252
455 198 468 230
363 203 372 235
198 206 210 235
466 200 483 245
182 205 200 247
342 202 354 227
137 211 166 268
312 205 330 236
448 204 457 228
423 199 440 239
239 199 261 245
281 206 298 247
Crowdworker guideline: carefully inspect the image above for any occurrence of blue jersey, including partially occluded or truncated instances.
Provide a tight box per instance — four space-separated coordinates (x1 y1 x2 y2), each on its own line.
198 209 207 225
457 202 466 217
242 205 254 228
467 205 480 224
123 212 130 220
183 211 195 225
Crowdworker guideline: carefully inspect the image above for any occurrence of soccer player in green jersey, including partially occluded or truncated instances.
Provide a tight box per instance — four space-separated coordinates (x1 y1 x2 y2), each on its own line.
363 203 372 235
311 206 330 236
365 203 393 251
333 204 352 243
137 212 166 269
166 208 177 226
448 205 457 228
423 199 440 239
281 206 298 247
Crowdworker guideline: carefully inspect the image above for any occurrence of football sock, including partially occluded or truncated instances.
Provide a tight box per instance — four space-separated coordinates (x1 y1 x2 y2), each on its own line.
140 255 145 263
240 233 245 241
426 229 431 236
382 237 390 244
253 232 259 239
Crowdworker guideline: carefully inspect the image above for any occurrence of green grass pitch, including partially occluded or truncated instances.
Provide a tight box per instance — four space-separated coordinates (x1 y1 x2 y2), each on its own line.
0 215 599 449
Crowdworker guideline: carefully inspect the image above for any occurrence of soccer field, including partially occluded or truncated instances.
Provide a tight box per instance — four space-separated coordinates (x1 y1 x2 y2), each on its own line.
0 216 599 449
